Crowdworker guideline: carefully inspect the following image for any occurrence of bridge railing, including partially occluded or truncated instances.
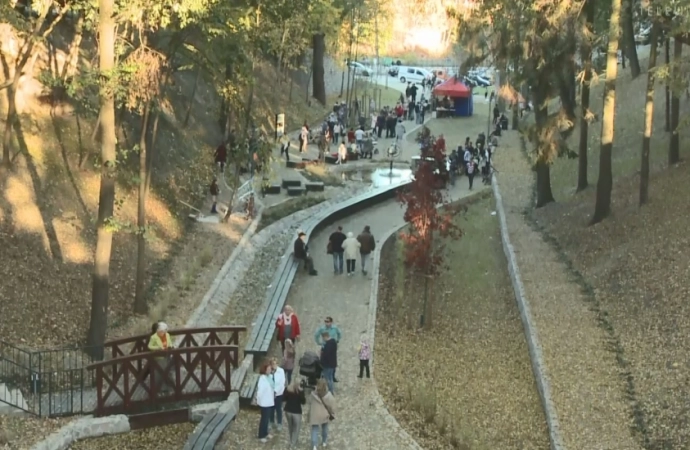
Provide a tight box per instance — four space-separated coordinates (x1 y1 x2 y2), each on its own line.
87 345 238 416
104 326 246 357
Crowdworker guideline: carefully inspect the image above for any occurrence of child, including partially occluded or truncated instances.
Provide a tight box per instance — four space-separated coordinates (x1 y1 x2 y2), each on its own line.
282 338 296 384
357 337 371 379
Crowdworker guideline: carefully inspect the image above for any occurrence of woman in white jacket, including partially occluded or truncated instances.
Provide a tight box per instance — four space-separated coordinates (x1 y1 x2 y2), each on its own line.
270 358 287 431
343 232 361 276
256 361 275 443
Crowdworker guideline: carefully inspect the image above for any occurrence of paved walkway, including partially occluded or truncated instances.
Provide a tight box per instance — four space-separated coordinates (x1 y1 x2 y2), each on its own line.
268 181 485 449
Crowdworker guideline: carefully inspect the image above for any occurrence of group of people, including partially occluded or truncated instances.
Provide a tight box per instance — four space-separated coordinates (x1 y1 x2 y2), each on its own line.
292 226 377 277
446 132 496 190
255 307 372 449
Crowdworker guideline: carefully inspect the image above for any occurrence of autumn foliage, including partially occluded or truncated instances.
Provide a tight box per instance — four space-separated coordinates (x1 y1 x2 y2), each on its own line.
398 127 462 328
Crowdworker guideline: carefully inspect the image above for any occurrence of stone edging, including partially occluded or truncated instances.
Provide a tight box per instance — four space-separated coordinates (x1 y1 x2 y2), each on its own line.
30 394 240 450
185 210 264 329
367 222 424 450
490 174 565 450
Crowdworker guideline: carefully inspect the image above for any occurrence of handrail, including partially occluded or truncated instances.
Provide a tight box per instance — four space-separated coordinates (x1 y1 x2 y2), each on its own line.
103 326 247 349
86 345 239 371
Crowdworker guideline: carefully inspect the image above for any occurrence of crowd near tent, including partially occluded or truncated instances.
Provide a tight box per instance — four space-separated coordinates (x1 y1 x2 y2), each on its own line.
432 78 473 117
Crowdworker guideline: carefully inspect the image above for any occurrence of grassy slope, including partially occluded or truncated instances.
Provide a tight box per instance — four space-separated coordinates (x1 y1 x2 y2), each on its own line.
376 197 548 450
531 55 690 449
0 28 333 348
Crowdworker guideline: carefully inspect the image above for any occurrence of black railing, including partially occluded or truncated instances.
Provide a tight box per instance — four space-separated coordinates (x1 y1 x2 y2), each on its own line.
0 340 100 416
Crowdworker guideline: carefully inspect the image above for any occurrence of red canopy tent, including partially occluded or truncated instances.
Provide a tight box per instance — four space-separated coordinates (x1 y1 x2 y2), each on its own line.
432 78 471 98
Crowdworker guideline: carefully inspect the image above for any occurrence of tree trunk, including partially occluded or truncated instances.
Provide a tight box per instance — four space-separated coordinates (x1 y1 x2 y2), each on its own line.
133 102 151 314
668 37 682 165
2 83 18 168
664 38 670 131
622 0 640 78
87 0 117 360
60 12 85 80
312 33 327 105
640 23 659 206
1 3 68 167
577 0 595 192
182 67 201 127
533 100 555 207
592 0 621 224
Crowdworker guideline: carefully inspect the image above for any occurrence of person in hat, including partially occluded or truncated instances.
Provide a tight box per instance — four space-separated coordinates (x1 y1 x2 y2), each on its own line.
294 231 317 275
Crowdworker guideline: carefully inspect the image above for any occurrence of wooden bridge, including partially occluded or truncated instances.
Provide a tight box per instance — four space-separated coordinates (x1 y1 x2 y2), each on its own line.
83 326 245 416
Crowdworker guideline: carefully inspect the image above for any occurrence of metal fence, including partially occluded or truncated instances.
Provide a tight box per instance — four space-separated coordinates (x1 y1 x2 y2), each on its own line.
0 340 100 417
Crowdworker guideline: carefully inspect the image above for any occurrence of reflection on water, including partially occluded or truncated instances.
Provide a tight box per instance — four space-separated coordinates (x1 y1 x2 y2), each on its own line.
371 168 413 188
339 168 413 188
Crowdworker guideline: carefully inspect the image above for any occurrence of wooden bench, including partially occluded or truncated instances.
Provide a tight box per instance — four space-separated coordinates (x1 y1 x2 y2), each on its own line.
239 372 260 406
262 184 281 195
184 400 240 450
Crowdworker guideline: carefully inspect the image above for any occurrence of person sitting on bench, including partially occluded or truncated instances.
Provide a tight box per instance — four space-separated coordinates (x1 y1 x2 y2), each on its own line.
294 232 317 276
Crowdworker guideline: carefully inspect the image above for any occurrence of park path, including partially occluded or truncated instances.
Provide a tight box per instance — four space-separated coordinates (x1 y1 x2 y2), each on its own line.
494 133 642 450
273 179 485 450
218 112 490 449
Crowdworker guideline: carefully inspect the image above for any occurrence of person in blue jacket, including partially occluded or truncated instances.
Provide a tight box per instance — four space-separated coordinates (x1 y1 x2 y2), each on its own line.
314 316 341 382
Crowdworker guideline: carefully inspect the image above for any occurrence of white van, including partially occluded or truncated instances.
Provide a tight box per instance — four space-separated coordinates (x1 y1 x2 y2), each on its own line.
398 67 433 84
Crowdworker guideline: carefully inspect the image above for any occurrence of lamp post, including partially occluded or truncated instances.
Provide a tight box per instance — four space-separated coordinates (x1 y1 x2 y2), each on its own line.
487 95 492 138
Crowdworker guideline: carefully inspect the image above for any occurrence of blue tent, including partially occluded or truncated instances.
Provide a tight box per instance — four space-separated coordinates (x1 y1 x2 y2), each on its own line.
453 93 473 117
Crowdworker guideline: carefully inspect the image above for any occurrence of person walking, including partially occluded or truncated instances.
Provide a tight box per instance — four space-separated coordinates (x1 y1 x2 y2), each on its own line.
270 358 286 432
356 226 375 276
357 336 371 379
328 226 346 274
276 305 301 351
343 232 361 276
209 178 220 214
256 361 275 443
336 141 347 164
467 158 477 190
214 142 227 173
283 378 306 448
282 339 296 384
314 317 341 383
319 331 337 393
395 119 406 149
309 379 336 450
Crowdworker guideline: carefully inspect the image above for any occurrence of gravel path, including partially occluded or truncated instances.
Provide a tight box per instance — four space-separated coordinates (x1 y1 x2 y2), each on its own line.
494 132 642 450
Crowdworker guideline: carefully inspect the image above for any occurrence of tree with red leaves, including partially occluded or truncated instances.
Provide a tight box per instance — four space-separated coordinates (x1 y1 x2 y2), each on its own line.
398 127 462 329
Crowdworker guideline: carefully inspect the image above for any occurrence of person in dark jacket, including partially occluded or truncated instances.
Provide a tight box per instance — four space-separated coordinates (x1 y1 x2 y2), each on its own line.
356 226 376 276
328 226 346 275
294 232 317 275
320 331 337 393
210 178 220 214
283 378 306 448
214 143 227 173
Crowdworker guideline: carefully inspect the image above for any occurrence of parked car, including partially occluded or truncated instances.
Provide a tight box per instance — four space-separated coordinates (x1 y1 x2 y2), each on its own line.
346 61 372 77
398 66 433 84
